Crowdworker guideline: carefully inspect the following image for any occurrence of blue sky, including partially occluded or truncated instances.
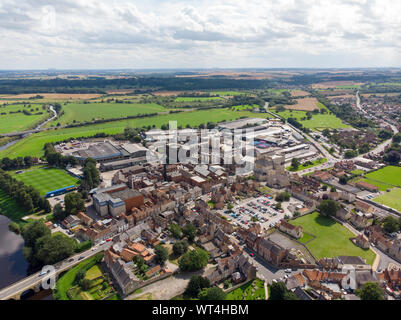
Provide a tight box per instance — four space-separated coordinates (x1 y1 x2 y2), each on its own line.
0 0 400 69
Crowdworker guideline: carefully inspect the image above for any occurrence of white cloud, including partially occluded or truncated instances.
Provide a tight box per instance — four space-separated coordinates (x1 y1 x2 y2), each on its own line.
0 0 400 69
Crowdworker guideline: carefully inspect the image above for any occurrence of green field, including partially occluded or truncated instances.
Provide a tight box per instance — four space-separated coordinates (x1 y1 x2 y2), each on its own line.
291 212 376 265
231 104 259 111
365 166 401 188
49 102 166 126
286 158 327 172
13 167 79 195
275 109 350 130
175 97 223 102
0 109 260 158
0 189 30 222
373 188 401 212
0 104 50 134
351 177 392 192
226 278 265 300
211 91 249 96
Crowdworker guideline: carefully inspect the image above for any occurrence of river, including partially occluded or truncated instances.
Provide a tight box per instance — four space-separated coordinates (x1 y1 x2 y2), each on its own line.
0 215 28 290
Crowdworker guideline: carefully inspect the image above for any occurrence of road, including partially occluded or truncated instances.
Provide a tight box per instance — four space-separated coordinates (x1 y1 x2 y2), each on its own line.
0 241 110 300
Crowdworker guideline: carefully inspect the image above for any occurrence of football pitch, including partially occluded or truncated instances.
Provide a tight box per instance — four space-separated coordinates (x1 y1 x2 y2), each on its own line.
14 167 79 195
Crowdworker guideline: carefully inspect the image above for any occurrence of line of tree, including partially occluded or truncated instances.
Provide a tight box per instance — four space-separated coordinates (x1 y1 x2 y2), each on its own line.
81 157 100 190
44 143 78 168
0 156 34 170
0 170 51 213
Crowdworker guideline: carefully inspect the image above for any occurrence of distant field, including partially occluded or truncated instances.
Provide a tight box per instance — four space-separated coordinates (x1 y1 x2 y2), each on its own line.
292 212 376 264
0 109 260 158
290 90 310 97
0 104 50 134
0 93 102 100
373 188 401 212
365 166 401 188
0 189 30 222
50 102 166 126
13 167 79 195
284 98 323 111
175 97 223 102
211 91 249 96
312 81 364 89
275 109 350 130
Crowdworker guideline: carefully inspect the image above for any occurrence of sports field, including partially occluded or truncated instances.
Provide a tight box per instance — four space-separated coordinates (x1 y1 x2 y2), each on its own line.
291 212 376 265
365 166 401 188
14 167 79 195
49 102 166 126
373 188 401 212
0 108 260 158
0 189 30 221
0 104 50 134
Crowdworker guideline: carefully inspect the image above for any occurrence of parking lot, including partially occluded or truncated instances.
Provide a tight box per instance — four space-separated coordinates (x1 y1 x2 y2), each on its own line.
218 195 303 231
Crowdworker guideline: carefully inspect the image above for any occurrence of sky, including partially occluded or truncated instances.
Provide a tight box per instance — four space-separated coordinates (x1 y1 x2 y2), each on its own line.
0 0 400 70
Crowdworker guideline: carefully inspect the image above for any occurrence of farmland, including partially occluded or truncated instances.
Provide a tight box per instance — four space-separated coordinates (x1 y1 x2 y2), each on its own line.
175 97 223 102
48 102 167 126
274 109 350 130
284 98 324 111
0 108 260 158
0 93 103 100
292 212 376 265
373 188 401 212
0 104 50 134
13 167 79 195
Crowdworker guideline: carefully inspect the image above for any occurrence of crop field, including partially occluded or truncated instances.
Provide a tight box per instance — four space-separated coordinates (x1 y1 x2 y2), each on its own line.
290 90 310 97
175 96 223 102
13 167 79 195
284 98 323 111
274 109 350 130
292 212 376 264
373 188 401 212
49 102 167 126
210 91 249 96
0 108 260 158
311 81 364 89
0 104 50 134
365 166 401 187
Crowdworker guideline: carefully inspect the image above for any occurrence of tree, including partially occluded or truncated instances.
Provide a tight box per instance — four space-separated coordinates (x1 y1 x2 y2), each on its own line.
276 191 291 202
53 203 67 221
356 282 384 300
64 192 85 215
318 200 339 217
179 249 209 272
22 220 51 248
173 240 189 256
182 223 197 242
154 244 169 266
36 234 74 265
382 216 400 234
198 287 226 300
75 269 86 283
270 282 288 300
80 279 92 291
184 275 211 298
291 158 300 170
169 223 182 239
43 199 52 213
339 176 348 185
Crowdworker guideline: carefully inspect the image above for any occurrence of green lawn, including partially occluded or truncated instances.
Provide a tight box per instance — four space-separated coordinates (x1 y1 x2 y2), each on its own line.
226 278 265 300
275 109 350 130
286 158 327 172
13 167 79 195
291 212 376 265
365 166 401 188
231 104 259 111
85 265 103 281
350 169 365 176
0 189 30 222
0 108 260 158
49 102 166 126
0 104 50 134
373 188 401 212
